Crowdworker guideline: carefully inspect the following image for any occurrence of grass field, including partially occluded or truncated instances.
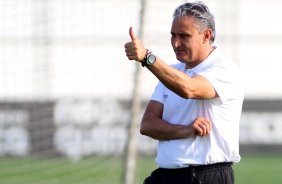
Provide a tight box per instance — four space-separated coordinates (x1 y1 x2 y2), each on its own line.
0 154 282 184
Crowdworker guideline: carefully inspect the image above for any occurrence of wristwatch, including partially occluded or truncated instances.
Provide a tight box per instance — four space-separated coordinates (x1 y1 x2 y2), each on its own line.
141 49 156 67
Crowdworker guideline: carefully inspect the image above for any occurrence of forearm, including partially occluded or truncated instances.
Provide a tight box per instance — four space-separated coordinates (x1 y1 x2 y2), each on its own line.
140 113 194 141
147 57 217 99
148 57 195 99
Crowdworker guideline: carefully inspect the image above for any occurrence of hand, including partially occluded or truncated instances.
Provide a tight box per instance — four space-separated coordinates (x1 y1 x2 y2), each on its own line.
124 27 147 62
191 117 212 137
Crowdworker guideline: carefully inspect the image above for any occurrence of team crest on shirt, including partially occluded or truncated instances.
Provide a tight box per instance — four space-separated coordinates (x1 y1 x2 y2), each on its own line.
164 94 168 103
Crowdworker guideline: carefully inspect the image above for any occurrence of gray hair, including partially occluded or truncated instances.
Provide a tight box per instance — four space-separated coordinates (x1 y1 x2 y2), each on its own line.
173 1 216 44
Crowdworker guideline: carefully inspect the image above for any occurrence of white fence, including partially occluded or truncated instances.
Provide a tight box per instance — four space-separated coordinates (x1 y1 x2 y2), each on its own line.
0 99 281 159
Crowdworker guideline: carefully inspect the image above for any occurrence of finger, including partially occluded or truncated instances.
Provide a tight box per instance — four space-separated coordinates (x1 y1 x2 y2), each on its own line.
127 55 135 61
203 120 212 132
198 127 204 137
200 124 207 136
125 50 136 60
129 26 137 41
126 51 132 58
198 122 210 136
194 124 204 137
124 42 131 49
200 122 208 135
198 117 212 133
125 47 131 53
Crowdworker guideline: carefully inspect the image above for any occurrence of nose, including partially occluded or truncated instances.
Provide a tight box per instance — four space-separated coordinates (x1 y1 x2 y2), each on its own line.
171 37 181 48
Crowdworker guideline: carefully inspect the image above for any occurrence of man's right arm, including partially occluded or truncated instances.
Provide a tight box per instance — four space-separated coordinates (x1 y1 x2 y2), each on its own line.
140 100 212 140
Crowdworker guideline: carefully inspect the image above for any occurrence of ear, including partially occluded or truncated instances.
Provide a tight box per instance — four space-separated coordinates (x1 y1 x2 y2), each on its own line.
203 29 212 44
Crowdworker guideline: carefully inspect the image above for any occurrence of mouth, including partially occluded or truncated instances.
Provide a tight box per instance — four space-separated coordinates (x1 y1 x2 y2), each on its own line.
174 50 186 56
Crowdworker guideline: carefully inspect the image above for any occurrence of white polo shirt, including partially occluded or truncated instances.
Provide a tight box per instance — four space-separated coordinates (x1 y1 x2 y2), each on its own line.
150 48 244 169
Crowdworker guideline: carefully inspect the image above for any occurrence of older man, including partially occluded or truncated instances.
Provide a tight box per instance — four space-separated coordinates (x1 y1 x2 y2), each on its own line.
124 1 244 184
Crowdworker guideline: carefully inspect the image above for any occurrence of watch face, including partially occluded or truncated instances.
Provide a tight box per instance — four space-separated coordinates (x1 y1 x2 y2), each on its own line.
148 54 156 65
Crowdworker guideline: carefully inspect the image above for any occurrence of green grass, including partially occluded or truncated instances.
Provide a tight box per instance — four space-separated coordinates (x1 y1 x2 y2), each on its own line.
233 154 282 184
0 154 281 184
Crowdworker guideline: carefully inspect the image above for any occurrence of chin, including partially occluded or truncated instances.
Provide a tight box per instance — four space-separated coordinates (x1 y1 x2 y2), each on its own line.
176 55 188 63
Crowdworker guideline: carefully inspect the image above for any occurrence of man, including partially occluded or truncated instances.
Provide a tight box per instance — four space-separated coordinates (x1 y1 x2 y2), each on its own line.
124 1 244 184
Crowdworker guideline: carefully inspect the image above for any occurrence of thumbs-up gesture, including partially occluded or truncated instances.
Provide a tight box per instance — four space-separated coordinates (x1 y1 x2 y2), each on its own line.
124 27 147 62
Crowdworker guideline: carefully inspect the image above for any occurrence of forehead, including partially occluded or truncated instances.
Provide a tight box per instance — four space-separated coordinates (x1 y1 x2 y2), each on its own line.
171 16 198 33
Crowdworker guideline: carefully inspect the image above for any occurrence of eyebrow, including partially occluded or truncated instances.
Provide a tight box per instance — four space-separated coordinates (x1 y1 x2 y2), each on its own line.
170 31 191 36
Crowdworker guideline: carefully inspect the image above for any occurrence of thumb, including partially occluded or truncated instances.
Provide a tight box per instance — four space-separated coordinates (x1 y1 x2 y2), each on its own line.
129 26 138 41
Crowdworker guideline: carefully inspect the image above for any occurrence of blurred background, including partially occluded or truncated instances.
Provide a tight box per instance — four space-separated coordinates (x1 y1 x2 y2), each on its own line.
0 0 282 184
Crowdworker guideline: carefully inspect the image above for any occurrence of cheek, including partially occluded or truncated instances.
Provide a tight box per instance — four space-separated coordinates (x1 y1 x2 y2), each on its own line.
183 39 193 49
186 40 201 53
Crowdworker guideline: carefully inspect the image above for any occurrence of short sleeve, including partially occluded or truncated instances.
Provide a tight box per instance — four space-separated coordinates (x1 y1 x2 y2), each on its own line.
198 61 244 104
150 82 166 104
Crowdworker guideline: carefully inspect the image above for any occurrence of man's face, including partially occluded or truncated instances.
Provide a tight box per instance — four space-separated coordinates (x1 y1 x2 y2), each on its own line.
171 16 206 68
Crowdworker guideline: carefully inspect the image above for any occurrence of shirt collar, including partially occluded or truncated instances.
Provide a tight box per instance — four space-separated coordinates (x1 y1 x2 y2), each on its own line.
186 46 219 74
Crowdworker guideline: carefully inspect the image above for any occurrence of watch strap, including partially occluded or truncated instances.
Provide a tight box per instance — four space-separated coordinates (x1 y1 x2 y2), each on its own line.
141 49 151 67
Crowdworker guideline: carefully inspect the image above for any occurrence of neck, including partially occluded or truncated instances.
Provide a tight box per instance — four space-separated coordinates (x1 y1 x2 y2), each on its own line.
186 46 215 69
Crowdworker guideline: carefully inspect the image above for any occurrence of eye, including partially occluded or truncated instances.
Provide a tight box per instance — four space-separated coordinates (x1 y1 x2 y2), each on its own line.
179 34 190 39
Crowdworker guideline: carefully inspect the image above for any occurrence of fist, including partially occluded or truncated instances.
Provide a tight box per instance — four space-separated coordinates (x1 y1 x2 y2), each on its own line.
124 27 147 62
192 117 212 137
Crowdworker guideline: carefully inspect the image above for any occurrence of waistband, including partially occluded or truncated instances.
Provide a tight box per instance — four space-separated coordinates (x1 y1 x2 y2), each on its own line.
159 162 233 173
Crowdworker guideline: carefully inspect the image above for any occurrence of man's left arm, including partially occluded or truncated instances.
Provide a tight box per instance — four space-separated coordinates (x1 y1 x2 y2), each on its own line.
140 100 212 140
